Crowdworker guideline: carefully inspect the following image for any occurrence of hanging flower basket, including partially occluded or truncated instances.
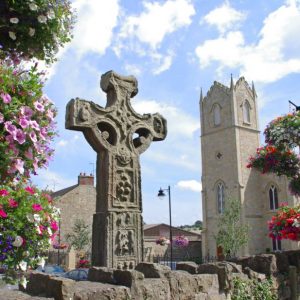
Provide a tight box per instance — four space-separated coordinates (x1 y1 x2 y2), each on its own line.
264 111 300 149
173 235 189 247
268 203 300 241
0 0 75 63
0 184 60 273
247 145 300 178
0 57 57 183
156 236 170 246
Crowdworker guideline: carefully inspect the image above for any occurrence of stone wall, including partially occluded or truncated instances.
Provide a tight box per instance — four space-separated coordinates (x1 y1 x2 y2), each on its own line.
17 250 300 300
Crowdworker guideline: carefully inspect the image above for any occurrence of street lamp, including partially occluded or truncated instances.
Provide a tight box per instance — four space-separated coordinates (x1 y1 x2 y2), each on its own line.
289 100 300 111
157 186 173 269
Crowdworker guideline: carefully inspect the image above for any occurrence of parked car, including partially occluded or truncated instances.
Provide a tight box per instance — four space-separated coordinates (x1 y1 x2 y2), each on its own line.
63 268 88 281
36 264 65 276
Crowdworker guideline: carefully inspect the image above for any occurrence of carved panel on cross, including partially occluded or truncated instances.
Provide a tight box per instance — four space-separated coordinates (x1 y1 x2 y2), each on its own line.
115 229 135 257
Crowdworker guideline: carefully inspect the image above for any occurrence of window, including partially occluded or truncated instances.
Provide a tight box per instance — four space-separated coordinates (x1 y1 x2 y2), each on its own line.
217 183 225 214
272 238 281 251
269 185 279 210
213 104 221 126
243 100 251 123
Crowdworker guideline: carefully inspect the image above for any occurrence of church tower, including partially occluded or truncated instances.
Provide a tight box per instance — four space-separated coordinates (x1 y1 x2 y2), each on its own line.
200 77 299 257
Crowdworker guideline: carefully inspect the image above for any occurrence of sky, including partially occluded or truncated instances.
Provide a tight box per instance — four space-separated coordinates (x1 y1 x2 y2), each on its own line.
32 0 300 226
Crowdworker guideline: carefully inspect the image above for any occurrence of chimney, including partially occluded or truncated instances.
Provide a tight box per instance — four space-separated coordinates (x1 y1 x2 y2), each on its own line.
78 172 94 186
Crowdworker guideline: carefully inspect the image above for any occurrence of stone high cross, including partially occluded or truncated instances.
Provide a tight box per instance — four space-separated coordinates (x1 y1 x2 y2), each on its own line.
65 71 167 269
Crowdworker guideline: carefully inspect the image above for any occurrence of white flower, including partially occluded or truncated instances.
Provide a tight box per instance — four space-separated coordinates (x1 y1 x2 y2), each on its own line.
47 9 55 20
29 27 35 37
19 276 28 289
23 251 30 257
37 257 46 268
12 236 23 247
33 214 41 223
27 214 34 223
8 31 16 40
37 15 47 23
29 3 38 11
10 17 19 24
47 227 52 236
36 225 42 235
18 261 27 271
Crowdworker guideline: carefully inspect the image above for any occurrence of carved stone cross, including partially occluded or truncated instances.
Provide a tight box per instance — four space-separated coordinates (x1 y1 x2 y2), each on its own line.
65 71 167 269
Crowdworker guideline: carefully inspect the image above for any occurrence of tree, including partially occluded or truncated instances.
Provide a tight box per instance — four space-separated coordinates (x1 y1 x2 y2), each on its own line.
214 197 249 257
66 219 91 252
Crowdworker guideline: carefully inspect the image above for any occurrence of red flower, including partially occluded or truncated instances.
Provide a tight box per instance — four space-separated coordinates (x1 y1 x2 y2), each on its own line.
8 198 18 208
25 186 35 195
0 189 9 196
32 203 42 212
0 209 7 218
287 233 297 240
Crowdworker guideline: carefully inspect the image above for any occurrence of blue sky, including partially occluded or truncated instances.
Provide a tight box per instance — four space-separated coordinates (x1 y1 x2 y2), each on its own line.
32 0 300 226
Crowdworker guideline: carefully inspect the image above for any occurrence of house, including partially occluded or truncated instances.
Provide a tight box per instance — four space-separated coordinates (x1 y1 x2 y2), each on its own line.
144 223 202 262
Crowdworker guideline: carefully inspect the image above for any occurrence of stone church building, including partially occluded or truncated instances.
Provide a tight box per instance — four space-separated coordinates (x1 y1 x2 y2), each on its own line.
200 76 300 257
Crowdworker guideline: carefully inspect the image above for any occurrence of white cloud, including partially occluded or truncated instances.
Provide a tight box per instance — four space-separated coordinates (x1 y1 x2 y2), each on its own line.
71 0 120 57
33 170 75 191
196 1 300 83
176 180 202 192
152 53 174 75
124 63 142 76
202 1 246 34
118 0 195 50
132 99 199 138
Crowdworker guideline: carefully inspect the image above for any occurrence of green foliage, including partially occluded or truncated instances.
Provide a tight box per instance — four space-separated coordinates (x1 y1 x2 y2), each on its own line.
179 220 202 230
66 219 91 251
232 277 277 300
0 0 76 63
215 197 249 256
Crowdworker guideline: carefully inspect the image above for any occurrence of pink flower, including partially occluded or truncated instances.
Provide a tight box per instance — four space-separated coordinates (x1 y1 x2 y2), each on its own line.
14 158 24 174
50 221 59 232
29 131 37 143
20 106 33 119
30 120 40 131
0 209 7 218
24 148 33 159
46 109 54 121
0 189 9 196
4 121 17 135
8 198 18 208
1 93 11 104
14 129 26 144
19 117 29 128
0 112 4 123
25 186 35 194
34 101 45 112
32 203 42 212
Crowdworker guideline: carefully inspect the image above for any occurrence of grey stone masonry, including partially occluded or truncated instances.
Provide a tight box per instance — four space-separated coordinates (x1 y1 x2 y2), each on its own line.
65 70 167 269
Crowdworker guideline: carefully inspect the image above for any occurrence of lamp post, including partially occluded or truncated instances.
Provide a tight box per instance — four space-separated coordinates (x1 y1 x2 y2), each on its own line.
157 186 173 269
289 100 300 111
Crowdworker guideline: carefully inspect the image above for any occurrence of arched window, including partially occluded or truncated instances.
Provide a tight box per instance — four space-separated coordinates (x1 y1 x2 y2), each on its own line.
243 100 251 123
269 185 279 210
213 104 221 126
217 182 225 214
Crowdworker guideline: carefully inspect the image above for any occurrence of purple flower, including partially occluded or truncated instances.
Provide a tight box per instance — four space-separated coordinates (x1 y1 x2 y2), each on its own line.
25 147 33 159
20 106 33 119
34 101 45 112
4 121 17 135
1 93 12 104
30 120 40 131
14 158 24 174
29 131 37 143
19 117 29 128
14 129 26 144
